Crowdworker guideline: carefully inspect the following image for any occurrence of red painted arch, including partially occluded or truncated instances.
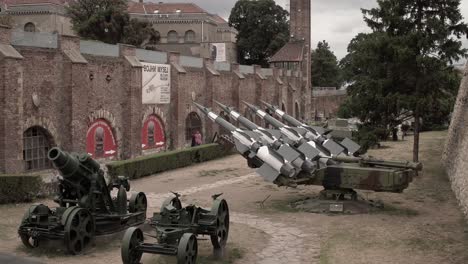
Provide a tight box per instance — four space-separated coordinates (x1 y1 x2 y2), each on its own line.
142 115 166 150
86 119 117 158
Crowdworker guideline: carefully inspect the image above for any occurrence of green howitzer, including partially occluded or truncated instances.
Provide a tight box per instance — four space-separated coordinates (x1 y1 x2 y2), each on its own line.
18 148 147 255
331 155 423 171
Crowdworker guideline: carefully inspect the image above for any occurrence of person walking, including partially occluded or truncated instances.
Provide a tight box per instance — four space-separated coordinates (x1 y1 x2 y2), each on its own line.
192 130 202 147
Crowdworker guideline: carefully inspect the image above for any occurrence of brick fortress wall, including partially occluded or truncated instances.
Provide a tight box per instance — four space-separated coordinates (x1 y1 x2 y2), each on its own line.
0 27 343 173
443 63 468 217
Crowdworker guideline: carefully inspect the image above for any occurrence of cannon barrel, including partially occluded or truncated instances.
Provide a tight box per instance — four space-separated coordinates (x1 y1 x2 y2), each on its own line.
332 155 423 171
48 147 101 181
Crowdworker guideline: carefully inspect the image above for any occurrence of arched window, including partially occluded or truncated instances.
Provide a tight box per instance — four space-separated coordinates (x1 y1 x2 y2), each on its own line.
244 108 255 122
295 102 300 120
281 103 286 111
184 30 196 43
219 111 230 135
186 112 202 141
147 121 155 147
23 126 53 171
167 30 178 43
95 127 105 157
24 22 36 32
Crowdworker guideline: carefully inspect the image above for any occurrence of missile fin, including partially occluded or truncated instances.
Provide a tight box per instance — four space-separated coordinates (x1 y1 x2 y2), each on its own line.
290 127 309 136
323 140 345 156
242 130 262 141
265 129 283 139
234 138 250 154
257 163 280 182
277 145 301 163
341 138 361 155
310 126 326 135
298 143 321 160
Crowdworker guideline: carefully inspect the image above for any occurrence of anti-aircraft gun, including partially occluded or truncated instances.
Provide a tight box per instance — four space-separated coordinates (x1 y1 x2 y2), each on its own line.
18 148 147 255
195 101 422 198
121 193 230 264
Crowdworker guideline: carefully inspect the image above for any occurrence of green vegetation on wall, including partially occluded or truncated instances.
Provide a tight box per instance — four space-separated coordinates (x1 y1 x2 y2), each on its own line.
107 144 232 179
0 175 42 204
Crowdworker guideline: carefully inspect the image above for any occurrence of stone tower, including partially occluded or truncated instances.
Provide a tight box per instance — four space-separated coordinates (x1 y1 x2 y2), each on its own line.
265 0 313 120
290 0 311 92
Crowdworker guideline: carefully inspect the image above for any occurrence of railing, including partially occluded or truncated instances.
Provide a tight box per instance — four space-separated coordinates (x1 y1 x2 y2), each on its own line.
136 48 168 64
180 55 203 68
80 40 119 57
239 65 254 74
11 30 58 49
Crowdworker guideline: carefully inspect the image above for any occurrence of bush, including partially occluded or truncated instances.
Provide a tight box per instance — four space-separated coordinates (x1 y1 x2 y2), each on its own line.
0 175 43 204
353 126 380 154
107 144 232 179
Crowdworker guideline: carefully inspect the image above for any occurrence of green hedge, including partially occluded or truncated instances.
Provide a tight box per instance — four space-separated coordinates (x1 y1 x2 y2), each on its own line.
0 175 43 204
107 143 232 179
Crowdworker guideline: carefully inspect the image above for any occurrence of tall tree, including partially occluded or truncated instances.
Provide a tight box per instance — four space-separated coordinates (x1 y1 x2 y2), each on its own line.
311 41 342 88
67 0 158 47
229 0 289 67
342 0 468 162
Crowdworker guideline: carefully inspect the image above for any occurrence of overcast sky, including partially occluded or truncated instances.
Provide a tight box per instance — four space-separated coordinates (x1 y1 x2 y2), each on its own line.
152 0 468 62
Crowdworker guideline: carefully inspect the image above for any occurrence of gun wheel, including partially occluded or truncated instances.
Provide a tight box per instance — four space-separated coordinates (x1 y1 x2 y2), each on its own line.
210 199 229 258
64 208 95 255
20 233 40 248
121 227 144 264
19 205 40 248
161 196 182 212
129 192 147 214
177 233 198 264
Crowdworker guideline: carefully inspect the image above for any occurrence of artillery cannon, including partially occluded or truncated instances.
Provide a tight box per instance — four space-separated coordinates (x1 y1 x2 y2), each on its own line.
18 148 147 254
121 193 229 264
195 101 422 196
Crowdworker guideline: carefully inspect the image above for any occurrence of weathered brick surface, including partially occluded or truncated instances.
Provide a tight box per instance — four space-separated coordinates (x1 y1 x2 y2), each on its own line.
0 27 344 173
443 63 468 217
0 24 11 44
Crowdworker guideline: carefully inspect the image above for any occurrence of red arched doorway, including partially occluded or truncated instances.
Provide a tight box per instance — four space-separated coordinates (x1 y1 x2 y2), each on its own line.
142 115 166 150
86 119 117 158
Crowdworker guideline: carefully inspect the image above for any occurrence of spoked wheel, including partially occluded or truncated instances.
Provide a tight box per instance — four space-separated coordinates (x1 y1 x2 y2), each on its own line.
177 233 198 264
64 207 95 255
161 196 182 212
121 227 144 264
20 233 40 248
129 192 148 214
210 199 229 258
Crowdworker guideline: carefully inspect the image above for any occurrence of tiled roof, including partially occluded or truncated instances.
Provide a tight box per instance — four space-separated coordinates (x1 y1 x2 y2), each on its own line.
269 40 305 62
3 0 69 5
128 2 207 14
211 14 227 24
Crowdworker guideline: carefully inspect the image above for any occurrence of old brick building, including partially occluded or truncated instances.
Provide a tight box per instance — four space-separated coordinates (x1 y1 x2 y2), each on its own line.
0 0 238 62
0 24 310 173
0 0 345 174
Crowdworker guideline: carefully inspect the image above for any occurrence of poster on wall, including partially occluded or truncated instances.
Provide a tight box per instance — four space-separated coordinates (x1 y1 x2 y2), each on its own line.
142 62 171 104
210 43 226 62
86 119 117 158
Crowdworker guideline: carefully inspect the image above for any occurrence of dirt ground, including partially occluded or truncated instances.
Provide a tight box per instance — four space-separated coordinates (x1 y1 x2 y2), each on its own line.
1 131 468 264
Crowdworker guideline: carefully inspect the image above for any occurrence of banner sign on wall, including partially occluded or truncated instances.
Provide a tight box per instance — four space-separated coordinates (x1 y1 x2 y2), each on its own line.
210 43 226 62
142 62 171 104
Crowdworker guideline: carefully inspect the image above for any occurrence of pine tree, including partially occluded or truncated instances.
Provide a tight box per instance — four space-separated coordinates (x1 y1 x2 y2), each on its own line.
342 0 468 161
311 41 342 88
